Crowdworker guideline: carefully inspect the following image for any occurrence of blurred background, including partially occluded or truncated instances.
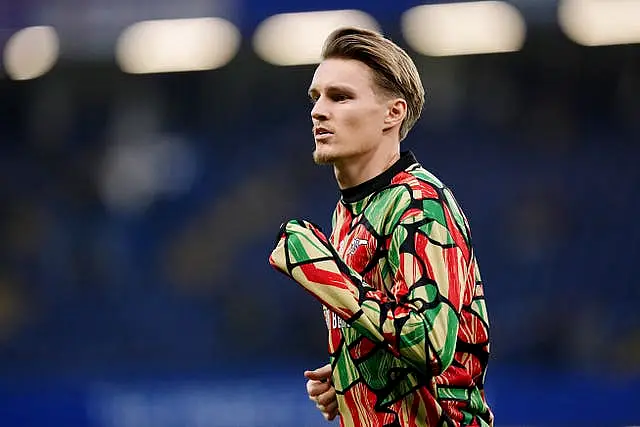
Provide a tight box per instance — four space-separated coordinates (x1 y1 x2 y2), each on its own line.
0 0 639 425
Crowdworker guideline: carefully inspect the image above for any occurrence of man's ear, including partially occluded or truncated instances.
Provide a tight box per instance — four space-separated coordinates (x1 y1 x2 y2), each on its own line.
383 98 407 131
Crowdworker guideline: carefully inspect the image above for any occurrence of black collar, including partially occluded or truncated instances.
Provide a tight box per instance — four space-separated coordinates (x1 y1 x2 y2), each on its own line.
340 151 418 203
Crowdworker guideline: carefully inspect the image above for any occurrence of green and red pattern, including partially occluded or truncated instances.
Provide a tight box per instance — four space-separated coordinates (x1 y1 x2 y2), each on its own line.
270 152 493 427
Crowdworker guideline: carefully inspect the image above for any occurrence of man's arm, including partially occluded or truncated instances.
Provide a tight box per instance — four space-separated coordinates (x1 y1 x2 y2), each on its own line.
269 210 470 377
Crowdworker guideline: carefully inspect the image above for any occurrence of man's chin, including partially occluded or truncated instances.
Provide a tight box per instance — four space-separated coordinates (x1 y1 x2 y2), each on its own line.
312 148 338 165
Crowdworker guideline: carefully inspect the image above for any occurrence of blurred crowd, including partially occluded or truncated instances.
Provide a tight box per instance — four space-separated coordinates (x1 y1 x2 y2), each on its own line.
1 33 639 382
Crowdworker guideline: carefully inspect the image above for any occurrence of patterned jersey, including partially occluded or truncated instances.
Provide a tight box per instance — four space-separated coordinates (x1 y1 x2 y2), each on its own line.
270 151 493 426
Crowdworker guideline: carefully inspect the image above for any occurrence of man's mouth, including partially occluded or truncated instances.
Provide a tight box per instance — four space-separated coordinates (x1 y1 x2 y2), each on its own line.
314 127 333 136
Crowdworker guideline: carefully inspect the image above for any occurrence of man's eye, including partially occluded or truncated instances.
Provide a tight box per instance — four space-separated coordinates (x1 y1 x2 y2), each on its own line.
333 94 348 102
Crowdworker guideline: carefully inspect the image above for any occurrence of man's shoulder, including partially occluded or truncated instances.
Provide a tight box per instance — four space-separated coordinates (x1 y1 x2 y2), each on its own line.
359 164 450 214
389 163 446 200
355 165 443 234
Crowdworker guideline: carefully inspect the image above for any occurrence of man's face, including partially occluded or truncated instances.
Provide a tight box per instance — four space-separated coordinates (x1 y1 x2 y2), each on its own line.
308 58 389 165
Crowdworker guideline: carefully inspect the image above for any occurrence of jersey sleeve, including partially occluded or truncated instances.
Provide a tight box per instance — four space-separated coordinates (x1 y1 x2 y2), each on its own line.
269 211 470 377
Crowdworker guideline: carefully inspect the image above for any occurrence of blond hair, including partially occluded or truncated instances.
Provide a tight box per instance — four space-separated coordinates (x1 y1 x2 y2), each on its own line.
321 27 425 141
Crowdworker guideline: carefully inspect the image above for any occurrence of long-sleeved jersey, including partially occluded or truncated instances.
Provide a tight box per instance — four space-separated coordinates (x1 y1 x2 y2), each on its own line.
270 151 493 426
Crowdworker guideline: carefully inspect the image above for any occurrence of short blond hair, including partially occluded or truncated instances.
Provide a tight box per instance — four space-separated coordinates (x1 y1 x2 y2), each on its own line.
321 27 425 141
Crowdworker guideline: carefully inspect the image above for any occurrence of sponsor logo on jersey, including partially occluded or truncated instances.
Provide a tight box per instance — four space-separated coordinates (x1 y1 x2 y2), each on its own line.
323 307 350 329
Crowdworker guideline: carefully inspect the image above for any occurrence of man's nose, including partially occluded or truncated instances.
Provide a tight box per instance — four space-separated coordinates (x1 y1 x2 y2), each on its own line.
311 97 329 121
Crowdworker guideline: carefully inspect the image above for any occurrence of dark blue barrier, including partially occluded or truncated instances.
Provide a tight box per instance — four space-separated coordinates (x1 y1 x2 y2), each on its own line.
0 367 638 427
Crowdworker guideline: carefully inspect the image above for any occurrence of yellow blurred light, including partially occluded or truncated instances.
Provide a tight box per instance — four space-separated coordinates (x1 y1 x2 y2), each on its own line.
401 1 526 57
115 17 240 74
3 26 59 80
559 0 640 46
253 10 380 66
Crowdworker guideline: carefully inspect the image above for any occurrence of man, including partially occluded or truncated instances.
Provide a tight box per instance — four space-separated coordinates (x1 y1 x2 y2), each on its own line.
269 27 493 426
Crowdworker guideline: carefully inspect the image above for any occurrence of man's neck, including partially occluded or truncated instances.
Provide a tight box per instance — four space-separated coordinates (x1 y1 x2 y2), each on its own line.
333 146 401 190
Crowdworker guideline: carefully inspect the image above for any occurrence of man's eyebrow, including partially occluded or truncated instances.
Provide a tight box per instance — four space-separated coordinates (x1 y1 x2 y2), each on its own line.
308 84 355 97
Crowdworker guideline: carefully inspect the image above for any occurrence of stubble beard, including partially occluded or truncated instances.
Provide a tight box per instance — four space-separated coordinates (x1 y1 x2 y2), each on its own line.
312 146 337 165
